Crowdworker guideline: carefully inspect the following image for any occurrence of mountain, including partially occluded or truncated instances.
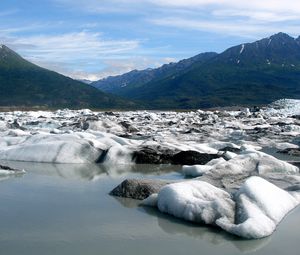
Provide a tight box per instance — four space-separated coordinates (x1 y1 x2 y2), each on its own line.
92 33 300 109
0 45 134 109
77 79 93 85
91 52 218 94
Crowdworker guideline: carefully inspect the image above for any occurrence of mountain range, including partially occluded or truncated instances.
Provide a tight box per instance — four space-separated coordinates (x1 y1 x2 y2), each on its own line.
92 32 300 109
0 45 134 109
1 32 300 110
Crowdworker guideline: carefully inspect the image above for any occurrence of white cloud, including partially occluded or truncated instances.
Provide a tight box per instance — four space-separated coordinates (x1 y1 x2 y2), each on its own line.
0 30 144 79
149 17 300 38
67 56 177 81
53 0 300 38
212 10 300 22
1 29 176 80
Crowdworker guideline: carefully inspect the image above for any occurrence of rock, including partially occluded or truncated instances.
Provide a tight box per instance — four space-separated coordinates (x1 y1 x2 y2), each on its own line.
119 121 139 132
171 150 220 165
289 161 300 168
219 146 241 153
109 178 174 200
133 148 221 165
0 164 25 175
278 148 300 157
0 164 19 171
292 115 300 120
132 147 178 164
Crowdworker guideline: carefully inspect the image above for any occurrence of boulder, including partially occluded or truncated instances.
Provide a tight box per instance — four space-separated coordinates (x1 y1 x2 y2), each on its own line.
110 178 174 200
171 150 220 165
132 147 177 164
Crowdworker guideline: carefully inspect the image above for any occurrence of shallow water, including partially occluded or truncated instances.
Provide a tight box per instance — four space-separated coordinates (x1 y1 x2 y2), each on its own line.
0 162 299 255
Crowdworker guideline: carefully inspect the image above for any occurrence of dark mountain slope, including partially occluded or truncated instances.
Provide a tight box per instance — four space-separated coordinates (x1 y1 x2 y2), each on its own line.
0 45 134 109
91 52 218 94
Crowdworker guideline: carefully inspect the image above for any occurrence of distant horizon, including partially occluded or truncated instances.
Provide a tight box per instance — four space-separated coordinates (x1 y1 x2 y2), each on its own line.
1 0 300 80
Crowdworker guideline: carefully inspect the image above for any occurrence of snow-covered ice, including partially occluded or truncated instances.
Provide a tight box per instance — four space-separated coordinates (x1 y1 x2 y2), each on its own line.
0 98 300 239
143 176 300 239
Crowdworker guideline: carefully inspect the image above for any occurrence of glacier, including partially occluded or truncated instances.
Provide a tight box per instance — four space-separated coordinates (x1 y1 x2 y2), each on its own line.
0 99 300 239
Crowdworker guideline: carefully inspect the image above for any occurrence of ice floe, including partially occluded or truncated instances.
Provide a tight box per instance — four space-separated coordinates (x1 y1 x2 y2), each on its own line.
143 176 300 239
0 99 300 239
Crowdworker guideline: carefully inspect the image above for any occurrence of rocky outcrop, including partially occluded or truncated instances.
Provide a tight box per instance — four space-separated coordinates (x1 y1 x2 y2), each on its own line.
171 151 221 165
132 147 221 165
109 178 175 200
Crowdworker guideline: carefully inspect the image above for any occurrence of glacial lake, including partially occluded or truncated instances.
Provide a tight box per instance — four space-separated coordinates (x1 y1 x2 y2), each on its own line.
0 161 300 255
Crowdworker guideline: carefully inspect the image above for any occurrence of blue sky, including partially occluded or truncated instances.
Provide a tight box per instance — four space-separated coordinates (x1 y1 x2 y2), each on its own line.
1 0 300 80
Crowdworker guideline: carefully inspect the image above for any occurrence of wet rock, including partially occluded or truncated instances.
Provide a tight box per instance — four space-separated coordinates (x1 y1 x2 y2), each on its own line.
110 178 174 200
171 151 220 165
0 164 25 174
0 164 18 171
132 147 178 164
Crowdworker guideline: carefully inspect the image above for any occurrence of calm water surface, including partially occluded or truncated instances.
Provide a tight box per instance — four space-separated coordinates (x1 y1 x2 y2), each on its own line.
0 161 299 255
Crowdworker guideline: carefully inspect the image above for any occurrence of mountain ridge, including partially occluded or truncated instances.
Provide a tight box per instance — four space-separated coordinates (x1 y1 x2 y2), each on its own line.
92 32 300 109
0 45 135 109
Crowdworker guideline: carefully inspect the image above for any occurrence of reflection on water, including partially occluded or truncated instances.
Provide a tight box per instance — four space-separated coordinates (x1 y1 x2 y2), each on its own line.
114 196 272 253
0 160 182 181
0 161 298 255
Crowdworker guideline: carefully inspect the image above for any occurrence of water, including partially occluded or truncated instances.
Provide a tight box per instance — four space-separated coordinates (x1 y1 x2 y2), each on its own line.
0 162 299 255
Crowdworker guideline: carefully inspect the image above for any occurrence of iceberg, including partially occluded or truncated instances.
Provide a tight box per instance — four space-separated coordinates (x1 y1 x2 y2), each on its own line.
143 176 300 239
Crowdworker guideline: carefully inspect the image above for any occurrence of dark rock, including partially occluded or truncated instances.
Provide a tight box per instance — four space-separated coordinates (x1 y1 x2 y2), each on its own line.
219 146 241 153
119 121 139 132
132 147 178 164
95 150 109 163
8 119 26 130
132 147 221 165
0 165 16 170
171 150 220 165
285 184 300 192
277 148 300 157
26 121 40 126
104 111 115 116
288 161 300 168
292 115 300 120
110 178 174 200
86 116 99 121
82 121 89 130
0 164 24 173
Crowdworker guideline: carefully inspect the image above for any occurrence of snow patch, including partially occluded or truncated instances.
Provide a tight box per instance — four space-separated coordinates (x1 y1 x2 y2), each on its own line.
240 44 245 54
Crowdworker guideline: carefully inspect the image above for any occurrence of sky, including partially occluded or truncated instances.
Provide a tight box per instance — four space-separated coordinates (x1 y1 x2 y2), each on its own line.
1 0 300 81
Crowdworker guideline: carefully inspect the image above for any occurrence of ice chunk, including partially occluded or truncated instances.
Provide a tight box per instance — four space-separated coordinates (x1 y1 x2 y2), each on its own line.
182 165 213 177
144 180 235 225
217 176 300 239
143 177 300 239
0 134 102 163
187 149 298 177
